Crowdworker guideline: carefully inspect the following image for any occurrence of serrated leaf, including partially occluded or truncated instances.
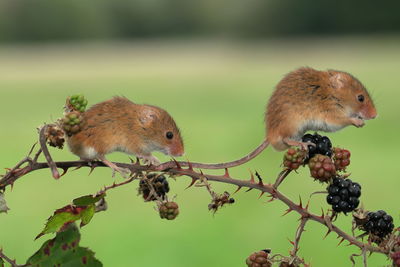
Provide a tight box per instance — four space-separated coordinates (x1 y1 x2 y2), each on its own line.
73 193 105 206
36 205 92 239
0 192 9 213
28 223 102 267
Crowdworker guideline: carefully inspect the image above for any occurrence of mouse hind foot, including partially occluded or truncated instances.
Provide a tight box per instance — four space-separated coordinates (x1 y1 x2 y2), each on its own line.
99 156 130 178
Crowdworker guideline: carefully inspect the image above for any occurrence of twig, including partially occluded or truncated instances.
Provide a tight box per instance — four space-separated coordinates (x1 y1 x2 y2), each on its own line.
0 248 23 267
39 125 60 179
273 169 292 188
290 217 308 258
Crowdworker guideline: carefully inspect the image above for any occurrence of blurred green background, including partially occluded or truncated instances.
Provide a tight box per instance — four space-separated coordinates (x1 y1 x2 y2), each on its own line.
0 1 399 267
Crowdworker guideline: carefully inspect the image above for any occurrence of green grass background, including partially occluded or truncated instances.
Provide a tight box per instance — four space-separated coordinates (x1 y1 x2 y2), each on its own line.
0 37 399 266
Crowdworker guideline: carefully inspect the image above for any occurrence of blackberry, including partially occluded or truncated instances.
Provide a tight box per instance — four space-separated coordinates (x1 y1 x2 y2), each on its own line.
68 94 88 113
326 178 361 213
308 154 336 182
333 147 351 171
61 111 83 136
246 250 272 267
361 210 394 239
302 133 332 159
283 147 307 170
159 201 179 220
139 174 170 201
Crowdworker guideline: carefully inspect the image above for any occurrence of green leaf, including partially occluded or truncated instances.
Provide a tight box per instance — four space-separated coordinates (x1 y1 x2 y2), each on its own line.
0 192 9 213
80 204 95 227
73 193 105 206
27 223 102 267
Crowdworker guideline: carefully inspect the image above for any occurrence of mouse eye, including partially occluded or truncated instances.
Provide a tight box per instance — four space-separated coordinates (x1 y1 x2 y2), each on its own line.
357 94 365 102
166 131 174 139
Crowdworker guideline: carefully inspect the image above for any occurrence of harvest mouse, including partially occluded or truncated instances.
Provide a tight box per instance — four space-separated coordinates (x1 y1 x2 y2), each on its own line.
162 67 376 170
67 97 184 175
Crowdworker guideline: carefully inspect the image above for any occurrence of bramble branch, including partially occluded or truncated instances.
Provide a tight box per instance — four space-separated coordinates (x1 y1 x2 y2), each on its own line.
0 123 397 266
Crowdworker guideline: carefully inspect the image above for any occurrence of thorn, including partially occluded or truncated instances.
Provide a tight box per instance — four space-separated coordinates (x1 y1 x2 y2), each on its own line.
224 168 230 178
258 191 265 199
136 157 140 164
129 157 135 163
245 188 253 192
172 158 181 169
249 169 255 183
305 198 310 210
282 208 293 217
233 186 242 194
255 171 264 186
60 167 69 177
288 239 295 246
267 195 275 202
185 178 197 189
337 237 345 246
88 165 96 176
323 229 331 239
298 196 303 209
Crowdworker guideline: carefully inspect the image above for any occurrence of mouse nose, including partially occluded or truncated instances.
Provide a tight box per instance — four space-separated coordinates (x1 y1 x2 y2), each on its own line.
170 143 184 157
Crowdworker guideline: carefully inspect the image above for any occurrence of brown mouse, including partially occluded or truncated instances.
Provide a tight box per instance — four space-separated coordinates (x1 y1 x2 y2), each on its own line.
67 97 184 175
265 66 377 150
160 67 376 170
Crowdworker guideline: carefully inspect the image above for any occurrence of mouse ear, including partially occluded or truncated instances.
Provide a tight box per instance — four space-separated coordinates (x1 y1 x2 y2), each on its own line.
328 71 345 89
139 109 157 127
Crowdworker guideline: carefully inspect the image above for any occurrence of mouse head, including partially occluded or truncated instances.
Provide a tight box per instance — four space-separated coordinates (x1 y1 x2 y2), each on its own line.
138 105 184 157
328 70 377 122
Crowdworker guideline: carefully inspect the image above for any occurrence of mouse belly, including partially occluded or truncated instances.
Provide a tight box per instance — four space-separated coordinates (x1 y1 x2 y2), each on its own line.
300 119 345 134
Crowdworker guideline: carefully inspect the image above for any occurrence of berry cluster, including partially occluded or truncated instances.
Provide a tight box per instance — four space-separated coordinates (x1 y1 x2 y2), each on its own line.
139 174 170 201
159 201 179 220
362 210 394 239
333 147 351 171
246 250 272 267
68 94 88 113
302 133 332 159
283 147 307 170
308 154 336 182
61 111 83 136
326 178 361 213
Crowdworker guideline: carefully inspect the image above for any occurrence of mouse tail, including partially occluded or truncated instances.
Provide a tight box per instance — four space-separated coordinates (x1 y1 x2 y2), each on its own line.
156 140 269 170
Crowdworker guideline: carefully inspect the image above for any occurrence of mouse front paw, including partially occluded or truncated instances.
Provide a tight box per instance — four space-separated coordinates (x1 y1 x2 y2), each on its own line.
350 118 365 128
139 155 161 166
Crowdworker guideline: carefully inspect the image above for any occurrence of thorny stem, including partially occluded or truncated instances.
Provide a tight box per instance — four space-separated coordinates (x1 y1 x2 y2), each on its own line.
0 155 389 256
0 126 393 264
290 217 308 258
39 125 60 179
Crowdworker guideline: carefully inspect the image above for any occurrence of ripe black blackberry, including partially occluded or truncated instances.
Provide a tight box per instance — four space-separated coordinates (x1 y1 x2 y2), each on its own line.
326 178 361 213
139 174 170 201
362 210 394 239
302 133 332 159
246 250 272 267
